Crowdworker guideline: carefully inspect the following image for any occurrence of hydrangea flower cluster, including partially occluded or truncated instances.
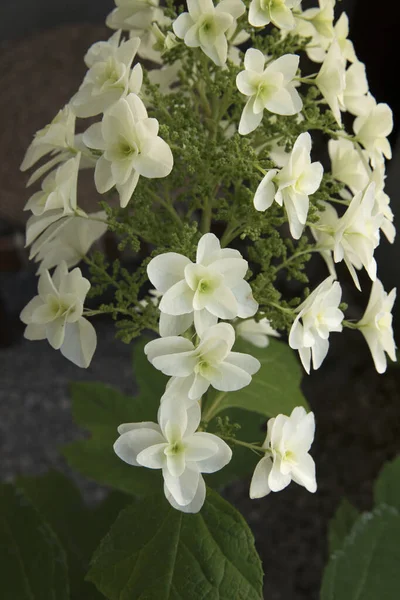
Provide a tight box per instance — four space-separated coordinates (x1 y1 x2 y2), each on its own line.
20 0 396 512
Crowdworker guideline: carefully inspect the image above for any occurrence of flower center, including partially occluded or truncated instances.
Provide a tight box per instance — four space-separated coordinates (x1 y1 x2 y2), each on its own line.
164 441 184 456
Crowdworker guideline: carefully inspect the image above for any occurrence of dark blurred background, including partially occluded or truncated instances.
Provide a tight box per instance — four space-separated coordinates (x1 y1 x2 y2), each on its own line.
0 1 399 599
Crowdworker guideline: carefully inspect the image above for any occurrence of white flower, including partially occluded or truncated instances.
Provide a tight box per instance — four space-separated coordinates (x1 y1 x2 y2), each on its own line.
236 318 280 348
236 49 302 135
333 183 383 290
106 0 164 36
370 164 396 244
341 61 374 117
71 34 142 118
353 100 393 167
145 322 261 400
29 212 108 273
300 0 335 39
20 262 97 368
114 396 232 512
83 93 173 208
173 0 245 67
254 132 323 239
147 233 258 337
315 39 346 126
301 11 356 64
249 0 301 30
328 138 369 194
21 106 75 173
356 279 397 374
23 154 81 217
310 201 338 277
250 406 316 498
289 276 343 373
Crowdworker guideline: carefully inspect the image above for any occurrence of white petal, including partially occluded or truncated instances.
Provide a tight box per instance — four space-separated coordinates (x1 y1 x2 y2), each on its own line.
163 464 200 506
159 312 194 337
189 433 232 473
193 309 218 337
254 170 278 211
163 474 206 513
60 317 97 368
153 352 198 377
117 422 162 435
239 97 263 136
244 48 265 72
147 252 191 294
249 456 273 499
268 455 291 492
159 280 194 315
208 362 252 392
231 280 258 318
196 233 221 265
113 428 165 466
291 453 317 493
204 285 238 319
224 351 261 375
137 443 168 469
145 335 194 363
134 137 173 179
94 156 114 194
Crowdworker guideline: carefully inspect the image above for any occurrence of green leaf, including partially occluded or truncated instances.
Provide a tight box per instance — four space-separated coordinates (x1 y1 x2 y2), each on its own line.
87 489 263 600
63 339 167 496
374 456 400 511
321 505 400 600
207 339 308 419
327 498 359 554
17 471 129 600
0 483 69 600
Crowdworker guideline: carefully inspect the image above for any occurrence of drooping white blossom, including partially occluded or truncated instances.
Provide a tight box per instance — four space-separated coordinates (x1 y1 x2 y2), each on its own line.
370 164 396 244
71 33 142 118
29 212 108 273
328 138 369 194
173 0 245 67
341 61 374 117
356 279 397 374
24 154 81 217
114 396 232 512
83 93 173 207
147 233 258 336
145 322 261 400
333 183 382 290
254 132 323 239
310 201 338 277
250 406 316 498
236 49 302 135
289 276 343 373
249 0 301 30
20 106 76 185
20 262 97 368
315 39 346 126
106 0 165 36
236 318 280 348
353 100 393 166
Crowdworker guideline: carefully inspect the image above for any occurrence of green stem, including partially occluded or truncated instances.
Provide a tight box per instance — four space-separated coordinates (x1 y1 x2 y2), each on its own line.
275 248 321 272
268 302 295 316
343 319 359 330
202 392 227 423
222 436 270 455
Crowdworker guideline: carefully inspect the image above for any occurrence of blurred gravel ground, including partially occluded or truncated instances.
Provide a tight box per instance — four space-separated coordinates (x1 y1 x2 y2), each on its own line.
1 318 399 599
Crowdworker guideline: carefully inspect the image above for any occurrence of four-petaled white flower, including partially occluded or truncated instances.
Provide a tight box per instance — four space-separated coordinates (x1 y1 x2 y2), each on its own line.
106 0 164 36
147 233 258 336
145 322 261 400
83 93 173 207
114 396 232 512
356 279 397 374
328 138 369 194
249 0 301 30
254 132 323 239
236 317 280 348
20 106 76 186
173 0 245 67
289 276 343 373
353 100 393 167
20 262 97 368
71 33 142 118
333 183 382 290
250 406 316 498
24 154 81 217
315 39 346 126
237 49 302 135
29 212 108 274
